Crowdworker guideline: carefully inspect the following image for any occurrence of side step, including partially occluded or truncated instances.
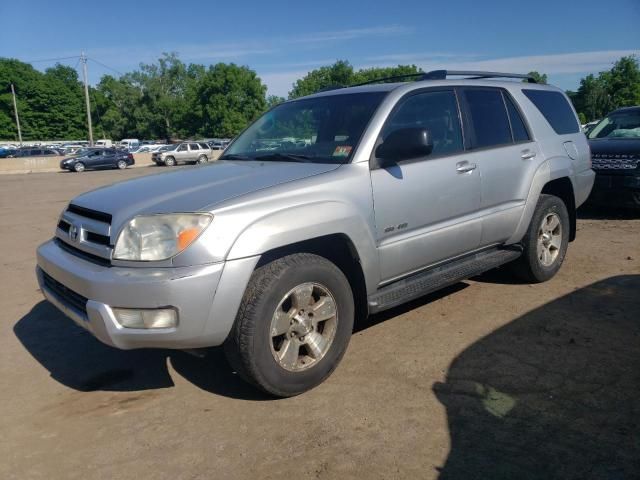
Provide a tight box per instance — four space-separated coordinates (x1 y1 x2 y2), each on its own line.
367 247 522 314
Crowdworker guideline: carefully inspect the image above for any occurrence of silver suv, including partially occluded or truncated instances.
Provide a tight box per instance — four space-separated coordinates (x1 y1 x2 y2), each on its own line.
152 142 213 166
36 70 594 397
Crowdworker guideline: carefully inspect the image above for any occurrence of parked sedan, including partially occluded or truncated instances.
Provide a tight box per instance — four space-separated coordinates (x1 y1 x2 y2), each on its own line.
60 148 135 172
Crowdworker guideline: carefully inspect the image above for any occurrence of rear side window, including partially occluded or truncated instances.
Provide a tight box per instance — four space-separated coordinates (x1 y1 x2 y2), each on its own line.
462 89 512 149
199 143 209 149
504 94 530 142
189 143 200 150
522 89 579 134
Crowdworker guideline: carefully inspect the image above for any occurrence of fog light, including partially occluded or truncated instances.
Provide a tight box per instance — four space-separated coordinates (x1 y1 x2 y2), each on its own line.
113 308 178 329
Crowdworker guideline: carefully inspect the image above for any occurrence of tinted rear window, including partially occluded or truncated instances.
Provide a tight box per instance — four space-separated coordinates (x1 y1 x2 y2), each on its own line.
523 90 579 134
462 88 512 149
504 94 530 142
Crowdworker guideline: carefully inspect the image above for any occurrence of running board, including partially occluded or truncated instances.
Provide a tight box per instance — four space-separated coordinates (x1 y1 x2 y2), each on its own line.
367 247 522 314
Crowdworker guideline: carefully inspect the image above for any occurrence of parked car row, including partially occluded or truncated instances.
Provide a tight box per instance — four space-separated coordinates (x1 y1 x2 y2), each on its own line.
0 147 63 158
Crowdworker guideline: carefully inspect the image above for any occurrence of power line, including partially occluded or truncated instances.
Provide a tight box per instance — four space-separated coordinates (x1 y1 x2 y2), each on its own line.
87 57 124 76
24 55 80 64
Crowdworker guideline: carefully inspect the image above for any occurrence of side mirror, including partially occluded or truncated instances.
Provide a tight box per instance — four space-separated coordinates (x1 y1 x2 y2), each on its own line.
376 128 433 166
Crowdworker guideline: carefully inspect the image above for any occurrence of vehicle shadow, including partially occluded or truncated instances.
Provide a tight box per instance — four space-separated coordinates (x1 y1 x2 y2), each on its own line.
578 203 639 220
13 301 269 400
433 275 640 479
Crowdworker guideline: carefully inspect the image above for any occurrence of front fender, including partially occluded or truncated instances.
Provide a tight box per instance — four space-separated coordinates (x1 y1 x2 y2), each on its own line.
227 201 380 294
506 156 574 245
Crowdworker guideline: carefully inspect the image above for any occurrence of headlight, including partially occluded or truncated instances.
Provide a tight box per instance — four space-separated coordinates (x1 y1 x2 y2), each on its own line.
113 213 212 261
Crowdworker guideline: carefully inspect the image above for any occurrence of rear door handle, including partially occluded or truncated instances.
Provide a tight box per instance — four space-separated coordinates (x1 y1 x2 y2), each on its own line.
456 161 477 173
521 150 537 160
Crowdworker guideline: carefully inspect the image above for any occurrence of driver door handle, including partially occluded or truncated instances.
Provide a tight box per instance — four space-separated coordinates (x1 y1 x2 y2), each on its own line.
521 150 537 160
456 161 477 173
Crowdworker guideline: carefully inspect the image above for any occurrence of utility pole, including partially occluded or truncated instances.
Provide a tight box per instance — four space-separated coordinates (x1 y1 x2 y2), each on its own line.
81 52 94 146
10 83 22 146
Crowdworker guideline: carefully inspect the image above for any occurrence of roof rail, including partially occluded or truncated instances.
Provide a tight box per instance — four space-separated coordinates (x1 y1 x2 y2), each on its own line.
420 70 537 83
351 72 427 88
314 70 537 93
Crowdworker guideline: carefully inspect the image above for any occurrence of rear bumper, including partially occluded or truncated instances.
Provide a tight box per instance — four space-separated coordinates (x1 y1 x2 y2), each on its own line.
36 238 259 349
588 173 640 208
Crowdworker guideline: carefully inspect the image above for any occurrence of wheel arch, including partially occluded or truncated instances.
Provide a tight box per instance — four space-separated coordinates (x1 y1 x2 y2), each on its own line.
507 156 577 244
541 177 576 241
256 234 370 323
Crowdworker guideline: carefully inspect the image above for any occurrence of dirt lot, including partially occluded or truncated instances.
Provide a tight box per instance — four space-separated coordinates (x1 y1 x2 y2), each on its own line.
1 167 638 479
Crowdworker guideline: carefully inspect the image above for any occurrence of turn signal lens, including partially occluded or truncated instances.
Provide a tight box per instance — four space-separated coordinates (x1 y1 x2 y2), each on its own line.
178 227 201 251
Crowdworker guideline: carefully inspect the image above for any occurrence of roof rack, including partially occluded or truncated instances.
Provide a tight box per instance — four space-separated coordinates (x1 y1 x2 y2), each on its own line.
315 70 537 93
421 70 537 83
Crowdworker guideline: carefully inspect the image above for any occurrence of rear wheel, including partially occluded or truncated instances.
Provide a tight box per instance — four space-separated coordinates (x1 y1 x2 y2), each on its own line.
512 194 569 283
164 156 176 167
197 155 208 164
116 160 127 170
224 253 354 397
73 162 85 173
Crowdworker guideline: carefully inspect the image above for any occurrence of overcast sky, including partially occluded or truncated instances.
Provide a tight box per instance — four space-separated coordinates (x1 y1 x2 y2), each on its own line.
2 0 639 96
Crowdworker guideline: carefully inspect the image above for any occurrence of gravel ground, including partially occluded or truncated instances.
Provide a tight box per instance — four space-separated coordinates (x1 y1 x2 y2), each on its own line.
1 167 638 479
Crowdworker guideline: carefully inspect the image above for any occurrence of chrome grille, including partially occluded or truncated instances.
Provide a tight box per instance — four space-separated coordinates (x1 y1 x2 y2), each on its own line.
56 204 113 263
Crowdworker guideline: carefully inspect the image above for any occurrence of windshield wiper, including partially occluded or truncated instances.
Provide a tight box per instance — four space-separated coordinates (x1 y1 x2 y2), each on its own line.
253 153 314 163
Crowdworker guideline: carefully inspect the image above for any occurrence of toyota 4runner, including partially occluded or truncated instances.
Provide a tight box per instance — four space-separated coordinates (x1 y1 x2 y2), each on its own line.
36 70 594 397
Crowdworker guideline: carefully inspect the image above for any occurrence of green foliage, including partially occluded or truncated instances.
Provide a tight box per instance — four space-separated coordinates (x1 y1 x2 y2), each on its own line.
288 60 420 98
2 54 639 141
266 95 286 109
525 71 548 84
571 56 640 122
0 59 86 140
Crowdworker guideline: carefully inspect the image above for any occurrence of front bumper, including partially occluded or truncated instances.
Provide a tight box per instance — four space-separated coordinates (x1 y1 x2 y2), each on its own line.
36 239 258 349
588 173 640 208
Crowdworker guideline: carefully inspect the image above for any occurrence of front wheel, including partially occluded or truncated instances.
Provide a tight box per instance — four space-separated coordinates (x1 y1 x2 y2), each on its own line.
164 156 176 167
224 253 354 397
73 162 85 173
512 194 569 283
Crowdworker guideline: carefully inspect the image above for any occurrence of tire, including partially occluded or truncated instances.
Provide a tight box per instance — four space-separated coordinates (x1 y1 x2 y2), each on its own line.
512 194 570 283
224 253 355 397
164 156 176 167
197 155 208 164
116 160 127 170
73 162 85 173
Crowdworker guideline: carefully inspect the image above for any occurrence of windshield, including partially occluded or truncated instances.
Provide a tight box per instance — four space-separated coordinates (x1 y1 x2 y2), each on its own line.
588 110 640 139
221 92 386 163
161 144 178 151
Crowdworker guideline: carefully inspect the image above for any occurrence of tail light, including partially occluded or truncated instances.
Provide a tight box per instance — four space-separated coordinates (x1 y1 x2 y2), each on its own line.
127 153 134 160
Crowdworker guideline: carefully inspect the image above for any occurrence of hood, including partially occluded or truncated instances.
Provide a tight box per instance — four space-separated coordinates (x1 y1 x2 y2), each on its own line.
71 160 340 227
588 137 640 157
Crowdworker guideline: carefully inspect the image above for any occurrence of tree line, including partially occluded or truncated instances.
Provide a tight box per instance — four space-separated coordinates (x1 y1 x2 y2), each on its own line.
1 53 638 142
